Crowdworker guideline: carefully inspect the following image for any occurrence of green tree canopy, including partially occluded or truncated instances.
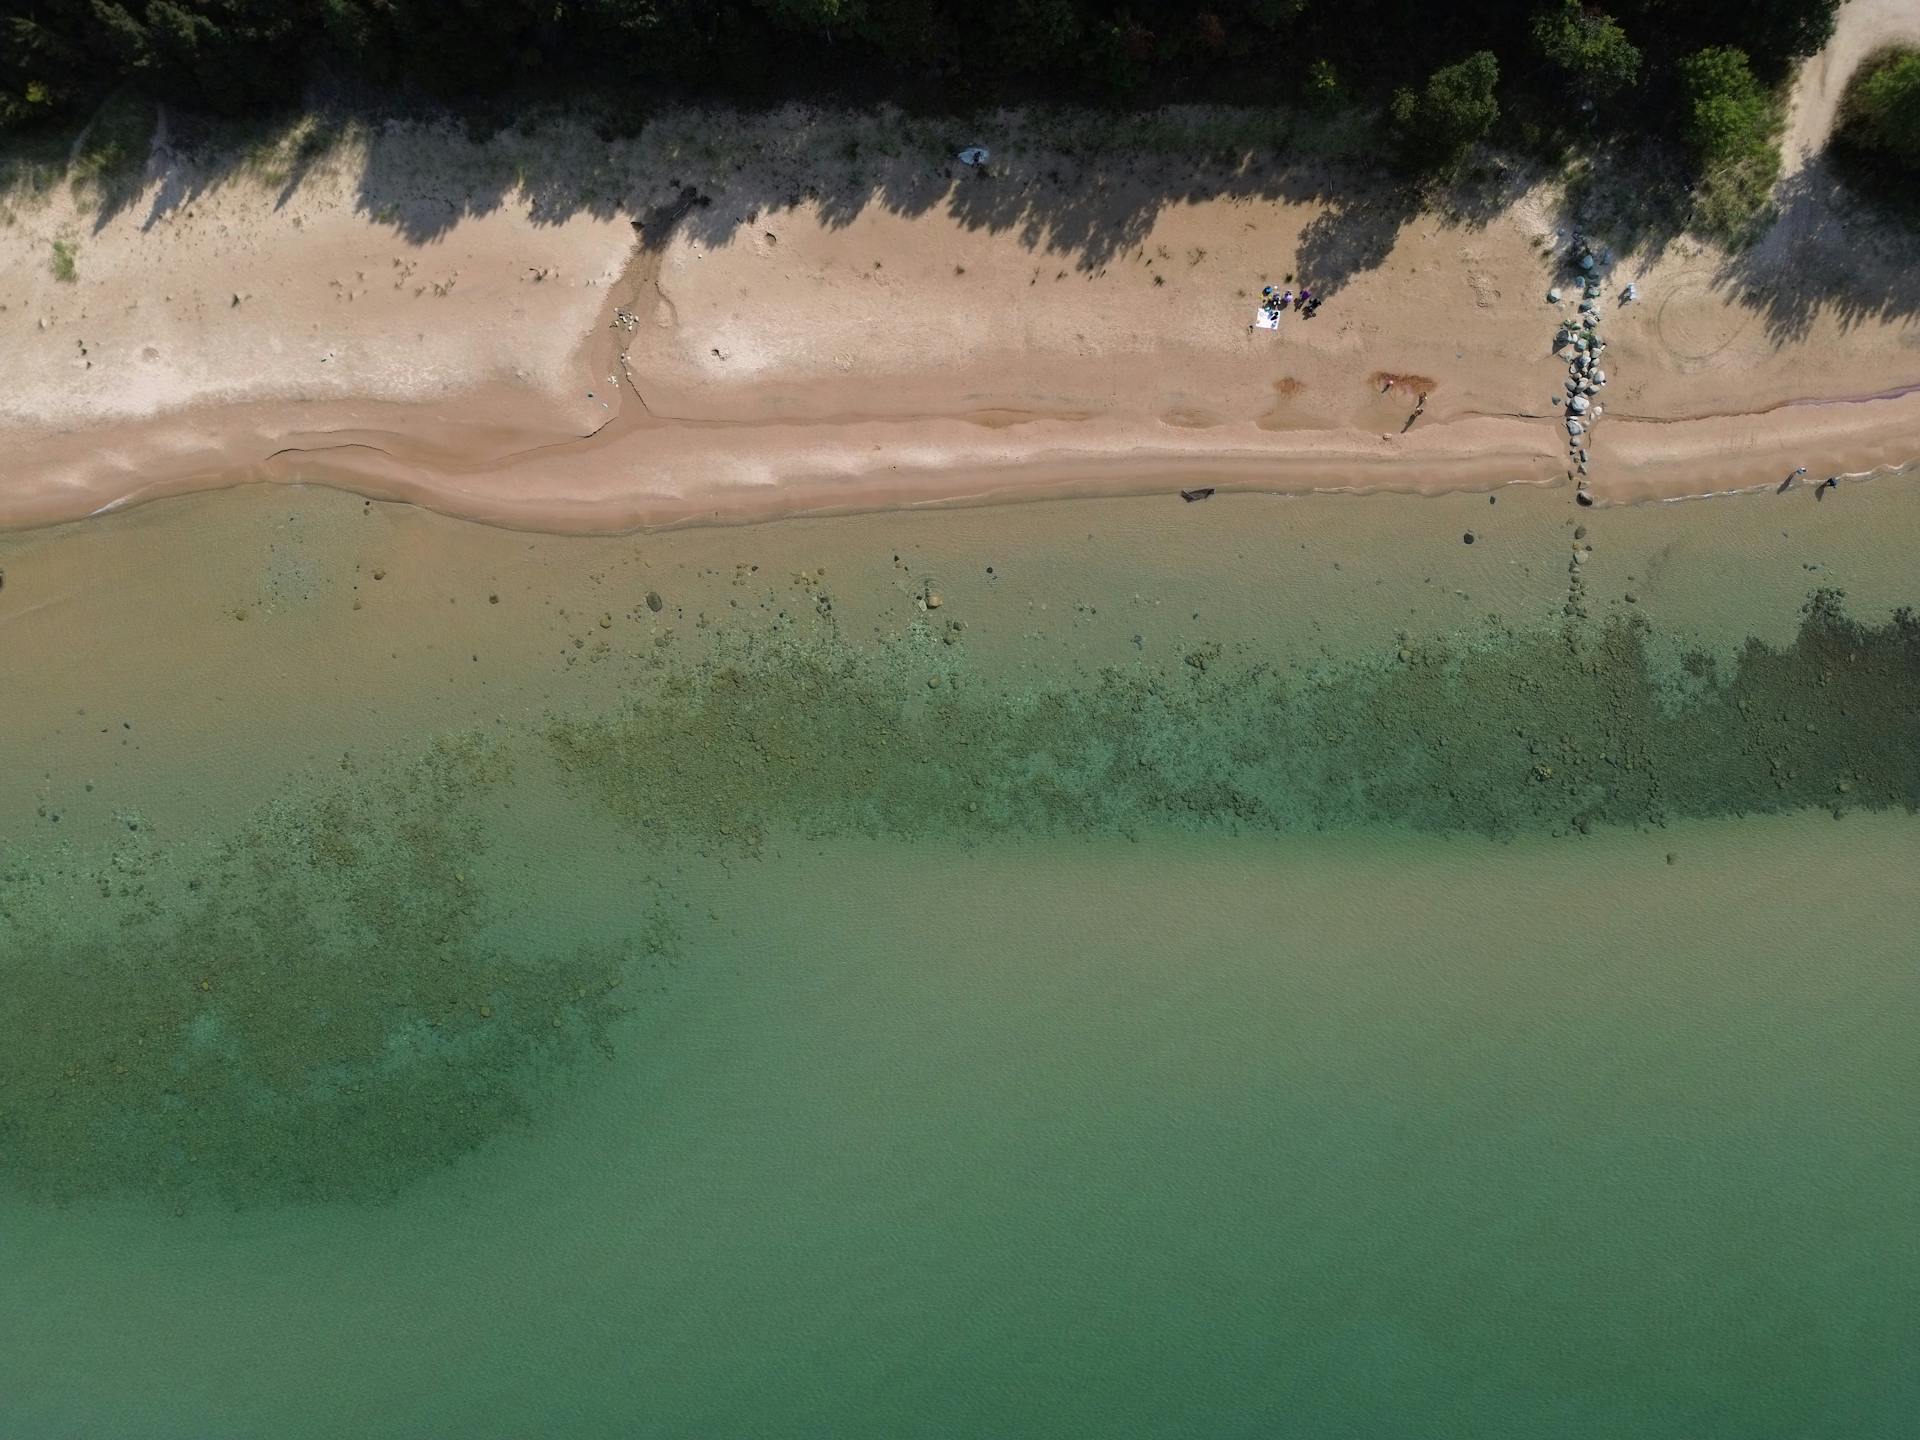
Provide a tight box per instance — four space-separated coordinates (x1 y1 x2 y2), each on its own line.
1843 47 1920 170
1531 2 1641 100
1390 50 1500 172
1675 45 1781 236
1676 44 1771 161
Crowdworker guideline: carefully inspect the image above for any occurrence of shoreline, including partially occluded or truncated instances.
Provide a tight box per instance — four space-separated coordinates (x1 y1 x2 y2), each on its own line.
5 100 1919 539
7 381 1916 537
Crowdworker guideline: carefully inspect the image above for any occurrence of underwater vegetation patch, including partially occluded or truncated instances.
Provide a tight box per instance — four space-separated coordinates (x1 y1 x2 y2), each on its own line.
547 589 1920 844
0 734 649 1210
3 589 1914 1210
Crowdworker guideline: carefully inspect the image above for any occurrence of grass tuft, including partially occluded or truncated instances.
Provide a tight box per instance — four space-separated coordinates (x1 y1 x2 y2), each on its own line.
69 91 156 194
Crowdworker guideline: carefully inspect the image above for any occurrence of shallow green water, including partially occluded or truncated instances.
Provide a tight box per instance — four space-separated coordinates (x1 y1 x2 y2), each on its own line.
1 486 1916 1436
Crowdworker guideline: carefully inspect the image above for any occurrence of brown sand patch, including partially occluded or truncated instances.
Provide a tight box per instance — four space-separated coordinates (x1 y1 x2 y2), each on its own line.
963 408 1096 429
1255 376 1311 431
1160 408 1225 429
1370 373 1438 398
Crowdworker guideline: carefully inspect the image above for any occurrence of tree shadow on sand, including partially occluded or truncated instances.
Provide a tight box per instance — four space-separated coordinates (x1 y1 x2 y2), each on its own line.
46 95 1917 346
34 99 1534 300
1709 153 1920 346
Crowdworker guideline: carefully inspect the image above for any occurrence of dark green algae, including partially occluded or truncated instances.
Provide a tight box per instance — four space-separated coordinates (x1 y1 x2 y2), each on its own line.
548 588 1920 846
1 737 650 1210
4 589 1916 1209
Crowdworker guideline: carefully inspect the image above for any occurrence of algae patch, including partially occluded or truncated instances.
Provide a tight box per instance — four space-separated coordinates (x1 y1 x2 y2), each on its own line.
546 590 1920 844
0 734 646 1209
4 589 1914 1211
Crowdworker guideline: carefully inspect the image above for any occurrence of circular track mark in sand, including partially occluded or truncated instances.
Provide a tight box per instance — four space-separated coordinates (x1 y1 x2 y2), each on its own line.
1654 270 1756 367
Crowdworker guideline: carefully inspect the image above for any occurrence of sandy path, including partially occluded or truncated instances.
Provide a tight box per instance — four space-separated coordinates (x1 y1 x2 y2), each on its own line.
1779 0 1920 180
1 105 1917 533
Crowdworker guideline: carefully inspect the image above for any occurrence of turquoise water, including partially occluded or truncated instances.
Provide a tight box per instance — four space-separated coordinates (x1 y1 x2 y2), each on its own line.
1 484 1916 1435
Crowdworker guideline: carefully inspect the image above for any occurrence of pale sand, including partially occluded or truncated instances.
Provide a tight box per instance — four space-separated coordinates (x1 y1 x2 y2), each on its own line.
2 65 1917 533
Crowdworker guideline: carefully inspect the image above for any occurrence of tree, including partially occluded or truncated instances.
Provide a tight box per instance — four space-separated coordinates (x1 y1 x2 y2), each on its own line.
1843 47 1920 171
1 10 91 129
1675 46 1780 236
1740 0 1839 68
1629 0 1837 74
1531 2 1640 101
1676 45 1771 161
1390 50 1499 171
1304 57 1341 111
754 0 865 30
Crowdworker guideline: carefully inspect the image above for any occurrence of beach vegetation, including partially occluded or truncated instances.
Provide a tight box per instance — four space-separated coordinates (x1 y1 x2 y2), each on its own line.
239 111 344 186
1389 51 1500 174
1835 46 1920 170
1304 59 1343 112
1530 2 1640 102
68 90 155 192
1676 46 1784 241
49 235 76 281
0 2 1838 140
0 128 72 202
0 0 1844 248
1827 45 1920 225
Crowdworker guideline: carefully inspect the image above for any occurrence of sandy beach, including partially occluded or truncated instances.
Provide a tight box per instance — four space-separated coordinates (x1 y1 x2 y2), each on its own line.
3 12 1918 533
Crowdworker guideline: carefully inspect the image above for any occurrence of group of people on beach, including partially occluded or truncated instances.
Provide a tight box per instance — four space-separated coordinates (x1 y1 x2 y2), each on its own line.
1260 284 1321 322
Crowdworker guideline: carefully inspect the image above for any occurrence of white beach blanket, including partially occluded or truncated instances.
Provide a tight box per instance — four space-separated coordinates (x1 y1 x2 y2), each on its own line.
1252 308 1280 330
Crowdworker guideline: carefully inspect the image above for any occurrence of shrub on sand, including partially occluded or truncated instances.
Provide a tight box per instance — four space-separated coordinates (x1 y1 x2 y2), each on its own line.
1676 45 1782 240
1838 46 1920 171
